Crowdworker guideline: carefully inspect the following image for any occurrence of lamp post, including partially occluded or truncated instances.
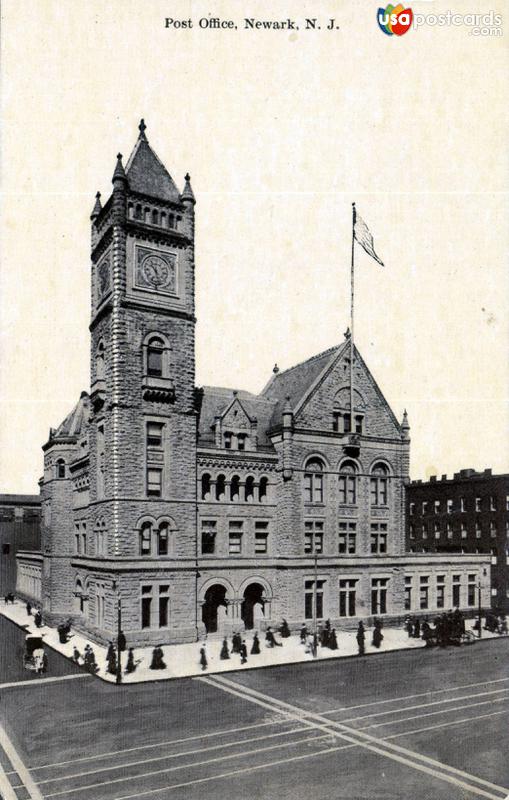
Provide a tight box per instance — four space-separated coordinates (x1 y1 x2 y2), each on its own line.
112 580 122 684
313 550 318 657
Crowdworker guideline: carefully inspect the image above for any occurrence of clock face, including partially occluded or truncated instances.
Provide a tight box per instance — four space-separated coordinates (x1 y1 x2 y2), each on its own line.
135 247 177 294
142 255 170 289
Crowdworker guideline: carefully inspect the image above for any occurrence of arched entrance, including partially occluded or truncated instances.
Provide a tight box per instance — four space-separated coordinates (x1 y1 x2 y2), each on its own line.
202 584 228 634
241 583 266 630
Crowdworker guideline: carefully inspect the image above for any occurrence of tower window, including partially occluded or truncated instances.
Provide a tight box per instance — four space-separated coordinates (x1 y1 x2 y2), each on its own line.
338 460 357 505
304 458 325 504
147 337 164 377
140 522 152 556
157 523 169 556
147 468 162 497
370 463 389 506
146 421 163 448
151 210 159 225
201 473 211 500
56 459 66 479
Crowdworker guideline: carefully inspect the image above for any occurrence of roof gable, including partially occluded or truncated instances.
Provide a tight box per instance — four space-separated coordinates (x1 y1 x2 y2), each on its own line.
125 138 181 203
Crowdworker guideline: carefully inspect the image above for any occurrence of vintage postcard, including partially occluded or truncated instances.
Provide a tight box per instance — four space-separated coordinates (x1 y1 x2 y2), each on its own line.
0 2 508 799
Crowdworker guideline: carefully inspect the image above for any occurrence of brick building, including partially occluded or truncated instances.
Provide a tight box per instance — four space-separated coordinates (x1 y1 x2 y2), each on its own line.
406 469 509 612
16 121 490 645
0 495 41 596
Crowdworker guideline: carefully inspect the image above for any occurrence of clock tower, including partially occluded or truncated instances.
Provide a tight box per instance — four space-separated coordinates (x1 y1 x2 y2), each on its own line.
87 120 198 643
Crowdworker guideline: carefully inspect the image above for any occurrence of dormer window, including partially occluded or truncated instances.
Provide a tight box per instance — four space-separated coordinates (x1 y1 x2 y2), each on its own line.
147 337 164 377
224 432 232 450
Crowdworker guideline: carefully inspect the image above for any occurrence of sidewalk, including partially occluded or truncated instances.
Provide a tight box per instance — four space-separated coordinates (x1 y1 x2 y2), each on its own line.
1 601 503 684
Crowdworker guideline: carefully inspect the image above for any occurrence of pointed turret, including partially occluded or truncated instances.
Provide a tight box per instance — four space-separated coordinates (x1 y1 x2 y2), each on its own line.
90 191 102 220
401 409 410 440
112 153 127 184
181 173 196 205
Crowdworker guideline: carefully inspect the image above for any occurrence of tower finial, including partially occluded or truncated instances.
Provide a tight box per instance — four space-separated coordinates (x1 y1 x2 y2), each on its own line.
112 153 127 183
273 363 279 374
138 118 147 140
90 191 102 219
181 173 196 205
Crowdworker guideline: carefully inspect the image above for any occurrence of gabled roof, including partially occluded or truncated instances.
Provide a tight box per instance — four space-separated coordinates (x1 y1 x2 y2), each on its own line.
261 343 347 429
53 392 90 439
197 387 277 447
125 130 181 203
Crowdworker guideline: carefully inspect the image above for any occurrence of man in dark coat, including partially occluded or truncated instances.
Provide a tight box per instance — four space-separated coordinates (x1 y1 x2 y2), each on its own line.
300 624 308 644
199 646 208 671
240 640 248 664
329 629 338 650
26 601 32 616
232 632 241 653
220 637 230 660
356 621 365 655
372 624 384 649
34 610 43 628
265 627 282 647
118 631 127 652
251 632 260 654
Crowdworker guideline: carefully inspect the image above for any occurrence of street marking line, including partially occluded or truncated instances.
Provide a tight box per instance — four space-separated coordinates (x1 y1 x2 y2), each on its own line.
0 757 18 800
207 674 509 799
35 725 317 785
42 733 334 797
21 716 295 773
0 673 90 691
387 709 509 740
358 696 509 731
82 709 509 800
0 722 44 800
321 676 509 716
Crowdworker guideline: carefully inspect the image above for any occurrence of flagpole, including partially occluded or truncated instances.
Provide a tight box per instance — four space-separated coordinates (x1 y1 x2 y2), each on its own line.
350 202 356 434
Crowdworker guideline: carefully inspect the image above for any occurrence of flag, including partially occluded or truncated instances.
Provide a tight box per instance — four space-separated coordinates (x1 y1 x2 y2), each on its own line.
354 211 384 266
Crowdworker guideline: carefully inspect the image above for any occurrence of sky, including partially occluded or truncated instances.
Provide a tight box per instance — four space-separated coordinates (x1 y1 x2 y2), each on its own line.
0 0 508 493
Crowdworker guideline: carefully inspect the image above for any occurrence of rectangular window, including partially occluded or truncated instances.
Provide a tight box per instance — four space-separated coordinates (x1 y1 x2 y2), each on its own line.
159 585 169 627
370 523 388 554
304 579 325 620
339 579 357 617
147 468 162 497
75 531 80 554
447 522 453 540
422 524 428 539
339 475 356 505
475 522 482 539
201 520 217 554
338 521 356 554
460 497 466 512
371 577 388 615
304 521 324 554
490 522 497 538
141 585 153 629
452 575 461 607
475 497 481 512
506 495 509 511
436 575 445 609
97 424 105 499
409 522 415 539
461 523 467 539
237 435 246 452
422 501 428 515
419 576 429 610
224 432 232 449
434 500 440 514
490 496 497 512
2 543 10 555
467 574 476 607
409 502 415 516
404 576 412 611
146 421 163 449
81 526 87 555
255 521 269 554
304 472 324 504
434 522 440 539
229 521 243 554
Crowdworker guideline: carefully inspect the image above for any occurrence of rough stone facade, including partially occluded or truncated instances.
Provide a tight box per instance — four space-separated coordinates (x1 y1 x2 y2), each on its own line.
17 122 491 645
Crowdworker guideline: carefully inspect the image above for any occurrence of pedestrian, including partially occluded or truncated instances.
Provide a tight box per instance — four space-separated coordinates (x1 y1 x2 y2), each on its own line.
422 621 433 648
33 646 45 675
300 624 308 644
265 627 282 648
118 630 127 652
251 632 260 655
34 610 43 628
405 616 413 638
106 642 117 675
125 647 136 674
413 618 421 639
500 616 508 635
280 619 291 638
356 622 365 656
26 601 32 616
240 640 248 664
372 623 384 649
231 631 241 654
150 645 166 670
72 646 81 663
329 628 338 651
199 645 208 671
220 637 230 660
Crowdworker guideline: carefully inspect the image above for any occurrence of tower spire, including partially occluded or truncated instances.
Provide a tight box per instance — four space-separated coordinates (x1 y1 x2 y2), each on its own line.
112 153 127 183
90 191 102 220
181 173 196 205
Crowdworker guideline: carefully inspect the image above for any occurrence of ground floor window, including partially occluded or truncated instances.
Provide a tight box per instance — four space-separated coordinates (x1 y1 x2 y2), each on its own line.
467 574 476 607
419 576 429 609
339 579 357 617
436 575 445 609
304 579 325 620
371 577 388 614
404 576 412 610
452 575 461 607
141 584 170 629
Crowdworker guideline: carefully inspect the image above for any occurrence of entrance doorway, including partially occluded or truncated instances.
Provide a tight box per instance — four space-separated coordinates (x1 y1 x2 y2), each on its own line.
202 584 228 633
241 583 265 630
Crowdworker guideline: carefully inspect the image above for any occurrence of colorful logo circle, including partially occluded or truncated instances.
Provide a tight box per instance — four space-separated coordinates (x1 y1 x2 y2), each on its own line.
377 4 413 35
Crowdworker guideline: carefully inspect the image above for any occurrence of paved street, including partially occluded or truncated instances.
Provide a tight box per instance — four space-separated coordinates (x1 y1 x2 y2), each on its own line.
0 637 508 799
0 615 83 685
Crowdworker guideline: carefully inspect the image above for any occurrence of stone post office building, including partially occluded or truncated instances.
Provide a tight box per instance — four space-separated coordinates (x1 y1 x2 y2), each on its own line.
16 122 491 646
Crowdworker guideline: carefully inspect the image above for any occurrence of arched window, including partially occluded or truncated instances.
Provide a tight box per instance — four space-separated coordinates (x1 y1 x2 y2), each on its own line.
339 460 358 505
216 474 226 501
259 476 269 503
230 475 240 502
128 203 134 219
157 523 169 556
151 209 159 225
56 458 66 479
160 211 166 227
140 521 152 556
147 337 164 377
201 473 211 500
168 213 175 228
96 341 105 381
135 204 143 220
303 458 324 504
370 462 389 506
245 476 255 503
144 207 151 222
